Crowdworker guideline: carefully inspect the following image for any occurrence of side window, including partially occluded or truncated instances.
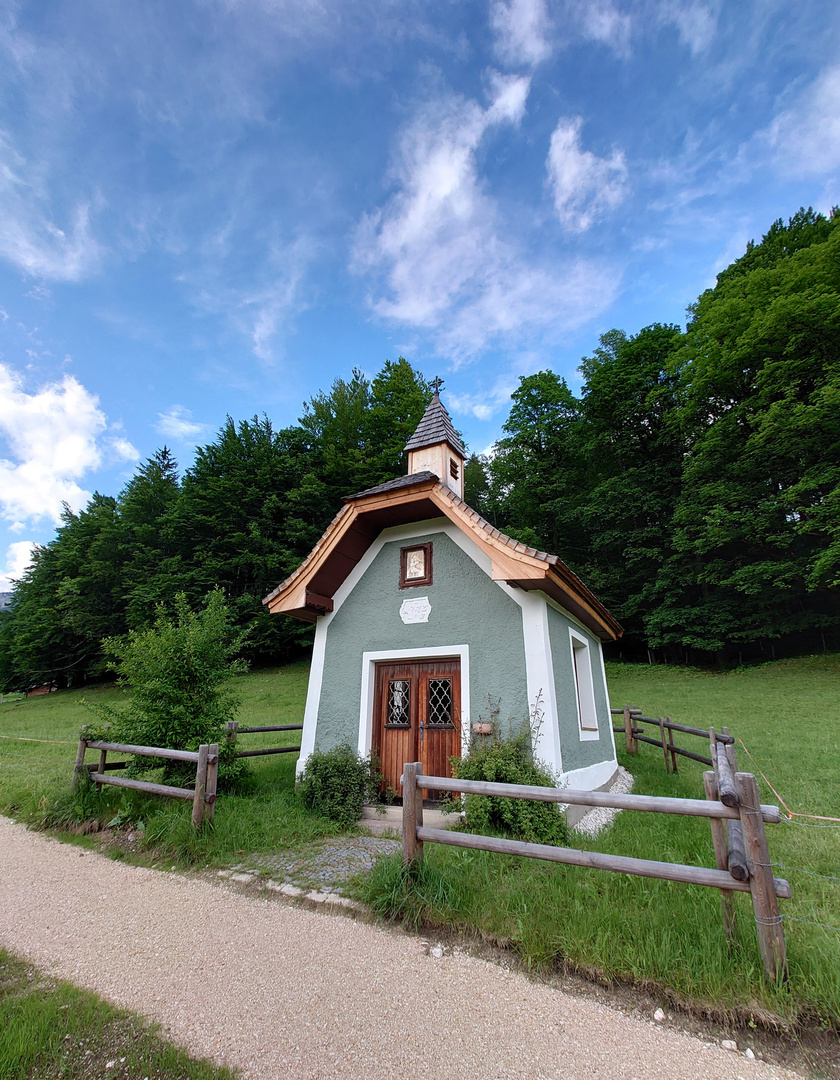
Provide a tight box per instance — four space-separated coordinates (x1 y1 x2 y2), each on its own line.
570 631 598 733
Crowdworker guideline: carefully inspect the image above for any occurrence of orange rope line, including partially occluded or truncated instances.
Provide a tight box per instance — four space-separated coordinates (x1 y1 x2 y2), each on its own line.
737 739 840 823
0 733 76 745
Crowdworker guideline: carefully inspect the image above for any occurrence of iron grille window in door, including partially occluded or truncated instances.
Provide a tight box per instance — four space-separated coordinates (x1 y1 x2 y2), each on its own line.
427 678 454 726
386 680 411 727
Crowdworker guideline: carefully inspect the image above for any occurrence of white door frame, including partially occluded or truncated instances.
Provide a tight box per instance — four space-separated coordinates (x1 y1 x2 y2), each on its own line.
359 645 471 762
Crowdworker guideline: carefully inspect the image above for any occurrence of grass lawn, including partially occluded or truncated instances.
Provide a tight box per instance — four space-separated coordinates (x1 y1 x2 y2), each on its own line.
0 946 238 1080
358 655 840 1028
0 661 350 864
1 653 839 1029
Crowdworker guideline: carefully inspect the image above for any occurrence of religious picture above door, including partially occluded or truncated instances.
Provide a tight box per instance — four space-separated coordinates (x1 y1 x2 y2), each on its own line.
399 543 433 588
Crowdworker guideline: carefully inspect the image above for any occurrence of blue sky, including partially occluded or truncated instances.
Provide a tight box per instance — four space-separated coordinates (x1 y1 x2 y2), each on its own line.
1 0 839 587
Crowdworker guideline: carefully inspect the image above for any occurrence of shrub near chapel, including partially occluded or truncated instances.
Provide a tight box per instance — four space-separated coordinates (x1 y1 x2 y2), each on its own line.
87 589 250 790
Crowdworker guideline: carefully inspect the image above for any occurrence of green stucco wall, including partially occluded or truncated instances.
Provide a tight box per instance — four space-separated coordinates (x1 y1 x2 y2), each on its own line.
546 604 613 773
315 528 529 751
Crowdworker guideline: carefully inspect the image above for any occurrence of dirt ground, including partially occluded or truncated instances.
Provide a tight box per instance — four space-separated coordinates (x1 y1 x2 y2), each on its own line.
2 815 822 1080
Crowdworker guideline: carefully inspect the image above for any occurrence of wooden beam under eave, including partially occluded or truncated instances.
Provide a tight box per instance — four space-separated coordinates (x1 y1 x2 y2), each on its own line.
305 591 334 613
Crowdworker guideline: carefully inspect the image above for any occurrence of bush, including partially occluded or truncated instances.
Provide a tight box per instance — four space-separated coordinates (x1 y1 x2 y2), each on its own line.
298 745 382 828
451 724 568 846
85 589 251 791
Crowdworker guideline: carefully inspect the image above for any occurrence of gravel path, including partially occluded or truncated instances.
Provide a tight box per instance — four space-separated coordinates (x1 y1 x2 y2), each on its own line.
0 816 803 1080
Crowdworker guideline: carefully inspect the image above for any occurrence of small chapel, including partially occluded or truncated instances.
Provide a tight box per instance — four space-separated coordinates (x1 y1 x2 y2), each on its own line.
264 387 623 805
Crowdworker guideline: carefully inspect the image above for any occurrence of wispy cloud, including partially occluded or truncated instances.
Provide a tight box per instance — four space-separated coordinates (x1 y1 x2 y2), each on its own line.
490 0 552 67
354 75 620 361
0 132 104 282
575 0 632 55
155 405 208 442
448 374 520 422
546 117 628 231
0 363 136 527
762 65 840 179
657 1 720 55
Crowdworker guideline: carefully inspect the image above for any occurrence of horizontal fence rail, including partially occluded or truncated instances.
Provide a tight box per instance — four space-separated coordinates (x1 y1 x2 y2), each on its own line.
73 736 218 828
413 826 790 898
401 759 788 981
84 740 201 762
415 774 781 823
610 705 735 771
224 721 302 759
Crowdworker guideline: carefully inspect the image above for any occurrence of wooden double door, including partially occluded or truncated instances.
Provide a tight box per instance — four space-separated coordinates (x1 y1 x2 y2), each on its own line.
373 658 461 799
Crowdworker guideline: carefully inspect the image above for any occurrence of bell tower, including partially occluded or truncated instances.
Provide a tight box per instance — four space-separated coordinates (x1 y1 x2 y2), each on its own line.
404 378 466 499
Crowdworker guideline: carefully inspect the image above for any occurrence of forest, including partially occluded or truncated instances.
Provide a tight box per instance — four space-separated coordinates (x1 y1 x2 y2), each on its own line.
1 207 838 689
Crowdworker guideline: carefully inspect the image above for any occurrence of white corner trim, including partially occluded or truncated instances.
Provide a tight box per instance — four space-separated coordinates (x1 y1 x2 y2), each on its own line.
599 637 618 761
498 586 562 775
296 612 332 777
558 758 618 791
358 645 471 759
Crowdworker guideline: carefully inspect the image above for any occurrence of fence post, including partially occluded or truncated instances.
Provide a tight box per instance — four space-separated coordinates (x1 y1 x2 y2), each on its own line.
736 771 786 981
623 706 635 755
225 720 238 750
204 743 219 824
401 761 424 867
703 771 737 944
658 717 671 773
192 744 209 828
96 745 108 791
666 719 678 773
73 735 88 790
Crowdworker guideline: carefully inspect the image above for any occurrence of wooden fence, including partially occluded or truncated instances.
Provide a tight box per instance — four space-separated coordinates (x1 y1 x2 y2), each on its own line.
611 706 736 772
73 737 218 828
400 757 789 981
224 721 302 758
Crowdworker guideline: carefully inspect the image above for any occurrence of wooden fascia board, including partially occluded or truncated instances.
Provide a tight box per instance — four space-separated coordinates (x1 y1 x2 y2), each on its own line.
265 502 360 615
428 489 547 580
431 489 621 641
349 481 439 515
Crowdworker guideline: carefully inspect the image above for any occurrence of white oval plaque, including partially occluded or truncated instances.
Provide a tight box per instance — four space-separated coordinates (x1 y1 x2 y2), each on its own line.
400 597 431 624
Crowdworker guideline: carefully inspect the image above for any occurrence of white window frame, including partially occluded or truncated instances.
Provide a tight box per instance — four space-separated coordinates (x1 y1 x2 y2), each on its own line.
569 629 599 740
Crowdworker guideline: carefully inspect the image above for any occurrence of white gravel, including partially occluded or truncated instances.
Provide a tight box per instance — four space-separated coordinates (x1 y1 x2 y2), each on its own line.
0 815 802 1080
571 765 635 838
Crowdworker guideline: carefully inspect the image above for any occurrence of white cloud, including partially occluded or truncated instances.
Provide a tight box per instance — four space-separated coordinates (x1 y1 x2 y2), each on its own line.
490 0 552 67
657 1 719 54
0 363 135 526
575 0 632 54
155 406 208 442
0 540 37 591
763 66 840 179
448 375 519 422
546 116 628 231
354 78 620 361
0 132 103 282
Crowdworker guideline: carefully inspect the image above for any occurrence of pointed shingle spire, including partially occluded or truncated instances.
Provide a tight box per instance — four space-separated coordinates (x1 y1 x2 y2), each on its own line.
404 389 465 458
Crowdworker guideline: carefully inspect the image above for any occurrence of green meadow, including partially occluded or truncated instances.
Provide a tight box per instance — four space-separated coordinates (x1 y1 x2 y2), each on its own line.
1 654 839 1028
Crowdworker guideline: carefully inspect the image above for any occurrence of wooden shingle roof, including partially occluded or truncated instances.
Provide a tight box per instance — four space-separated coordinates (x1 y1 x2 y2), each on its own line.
263 473 622 641
403 392 466 458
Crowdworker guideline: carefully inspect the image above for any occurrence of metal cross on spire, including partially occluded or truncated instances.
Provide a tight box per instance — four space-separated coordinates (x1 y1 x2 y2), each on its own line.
431 375 444 394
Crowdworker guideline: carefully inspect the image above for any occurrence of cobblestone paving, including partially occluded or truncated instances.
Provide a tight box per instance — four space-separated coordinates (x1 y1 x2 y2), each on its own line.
232 835 400 892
